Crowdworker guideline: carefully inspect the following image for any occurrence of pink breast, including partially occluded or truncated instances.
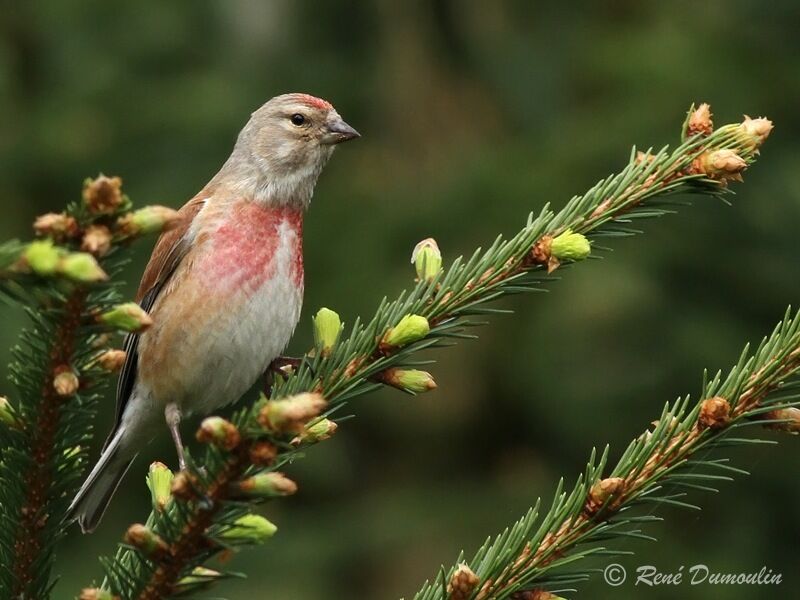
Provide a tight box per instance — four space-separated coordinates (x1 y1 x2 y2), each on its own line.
200 202 304 293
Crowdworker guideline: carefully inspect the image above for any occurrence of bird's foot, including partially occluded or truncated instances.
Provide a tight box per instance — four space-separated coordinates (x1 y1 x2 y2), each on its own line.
263 355 309 396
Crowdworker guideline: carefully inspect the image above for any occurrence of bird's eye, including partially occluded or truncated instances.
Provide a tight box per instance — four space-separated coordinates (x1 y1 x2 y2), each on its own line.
290 113 306 126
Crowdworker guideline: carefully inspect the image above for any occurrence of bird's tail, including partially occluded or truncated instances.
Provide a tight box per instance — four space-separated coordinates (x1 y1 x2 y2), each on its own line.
65 427 136 533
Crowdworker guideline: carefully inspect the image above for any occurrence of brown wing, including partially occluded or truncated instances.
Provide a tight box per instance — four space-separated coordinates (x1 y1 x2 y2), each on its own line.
106 196 207 447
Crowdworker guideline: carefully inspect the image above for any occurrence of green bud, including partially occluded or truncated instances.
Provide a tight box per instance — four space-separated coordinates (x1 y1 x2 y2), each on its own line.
124 523 168 557
411 238 442 282
312 307 342 356
25 240 62 276
292 418 338 445
146 461 174 511
381 314 430 350
550 229 591 262
196 416 241 450
381 368 437 394
118 205 180 236
98 303 154 333
175 567 221 592
220 514 277 543
257 392 327 434
0 396 17 427
58 252 109 283
234 472 298 498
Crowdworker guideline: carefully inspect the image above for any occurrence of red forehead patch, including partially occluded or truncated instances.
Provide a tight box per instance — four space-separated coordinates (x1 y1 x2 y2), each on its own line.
295 93 332 111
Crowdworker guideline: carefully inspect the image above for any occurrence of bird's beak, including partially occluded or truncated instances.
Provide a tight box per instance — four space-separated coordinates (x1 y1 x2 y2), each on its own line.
322 117 360 145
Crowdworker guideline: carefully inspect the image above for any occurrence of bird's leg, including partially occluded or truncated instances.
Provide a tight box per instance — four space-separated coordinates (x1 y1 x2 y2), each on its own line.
165 402 187 471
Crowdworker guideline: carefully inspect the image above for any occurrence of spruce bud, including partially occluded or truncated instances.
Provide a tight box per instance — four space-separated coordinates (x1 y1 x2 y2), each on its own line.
380 368 437 394
146 461 174 511
34 212 78 240
81 225 113 257
313 307 342 356
686 102 713 137
233 472 298 498
698 396 731 430
411 238 443 283
117 206 180 237
447 563 479 600
83 175 124 214
257 393 327 434
24 240 62 276
0 396 17 427
196 416 241 451
97 349 127 372
98 303 153 333
124 523 168 558
291 418 338 445
380 314 430 352
740 115 773 151
58 252 108 283
692 149 747 183
79 589 118 600
220 514 277 543
53 369 79 397
550 229 591 262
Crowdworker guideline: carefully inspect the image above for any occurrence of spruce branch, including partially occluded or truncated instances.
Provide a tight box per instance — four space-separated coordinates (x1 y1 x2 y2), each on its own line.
95 105 776 599
413 308 800 600
0 176 178 599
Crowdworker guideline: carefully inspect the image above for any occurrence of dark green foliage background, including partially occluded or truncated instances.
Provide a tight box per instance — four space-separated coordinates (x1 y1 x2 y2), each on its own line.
1 2 799 598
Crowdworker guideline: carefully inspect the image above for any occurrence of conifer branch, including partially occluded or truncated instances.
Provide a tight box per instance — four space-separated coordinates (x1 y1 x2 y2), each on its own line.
413 308 800 600
0 177 178 599
94 105 777 599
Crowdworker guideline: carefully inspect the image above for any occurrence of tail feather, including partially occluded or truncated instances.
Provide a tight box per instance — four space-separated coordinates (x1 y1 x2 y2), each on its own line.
66 428 137 533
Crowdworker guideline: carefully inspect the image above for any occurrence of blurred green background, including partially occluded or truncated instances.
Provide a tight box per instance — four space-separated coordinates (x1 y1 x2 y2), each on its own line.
1 1 799 598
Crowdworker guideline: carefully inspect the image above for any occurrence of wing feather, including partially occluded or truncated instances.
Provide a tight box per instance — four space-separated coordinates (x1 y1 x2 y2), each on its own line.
104 195 207 447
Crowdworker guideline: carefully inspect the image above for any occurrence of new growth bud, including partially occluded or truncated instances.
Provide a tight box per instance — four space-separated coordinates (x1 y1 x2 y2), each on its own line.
0 396 17 428
447 563 479 600
124 523 168 558
146 461 174 511
176 567 222 592
97 349 126 372
740 115 773 151
257 393 327 435
291 418 338 445
686 102 714 137
81 225 113 257
698 396 731 430
83 175 124 215
692 149 747 183
380 314 430 352
117 206 180 237
313 307 343 356
59 252 108 283
233 472 298 498
220 514 277 544
411 238 443 283
380 368 437 394
587 477 626 513
24 240 62 276
53 369 79 397
196 416 241 451
98 303 153 333
551 229 591 262
34 212 78 240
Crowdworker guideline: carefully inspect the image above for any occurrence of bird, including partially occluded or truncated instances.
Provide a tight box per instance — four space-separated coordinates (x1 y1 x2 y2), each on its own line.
67 93 359 533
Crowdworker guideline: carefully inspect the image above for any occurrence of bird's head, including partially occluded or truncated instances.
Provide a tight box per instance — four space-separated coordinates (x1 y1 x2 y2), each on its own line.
228 93 359 206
